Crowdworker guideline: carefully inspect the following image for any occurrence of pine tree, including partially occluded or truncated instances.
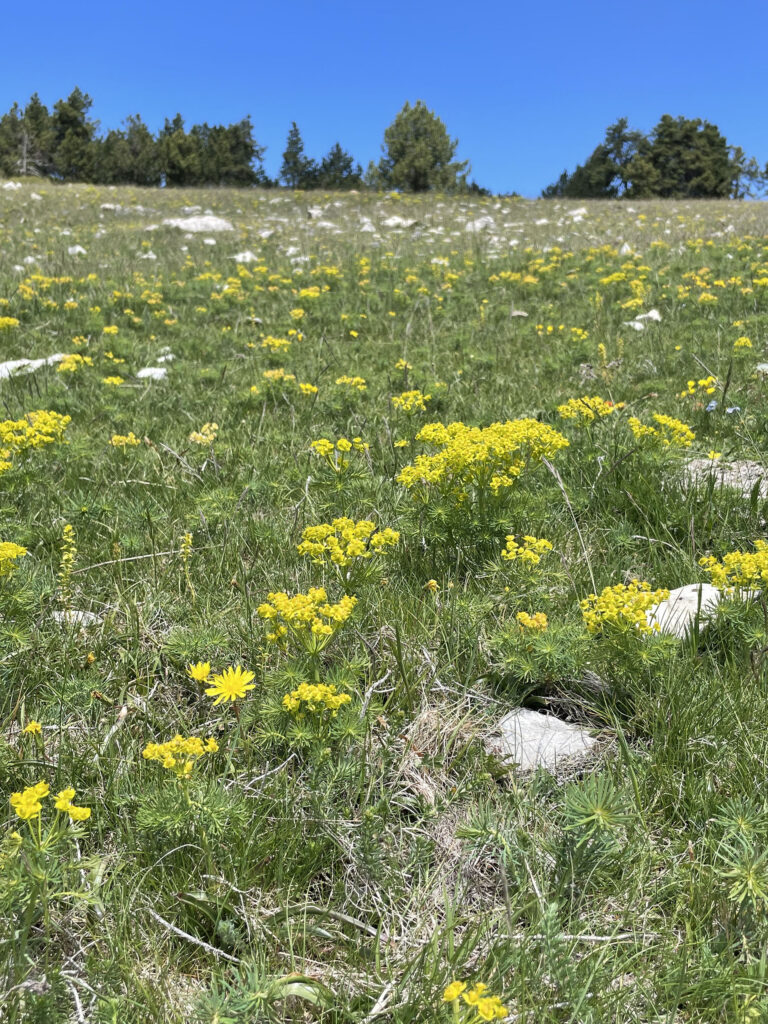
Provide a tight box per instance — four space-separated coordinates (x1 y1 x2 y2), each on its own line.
51 87 98 181
377 101 469 192
280 123 317 189
316 143 361 190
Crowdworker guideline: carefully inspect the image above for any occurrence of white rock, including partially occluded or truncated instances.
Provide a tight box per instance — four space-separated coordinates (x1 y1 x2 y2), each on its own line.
510 309 529 318
485 709 597 771
233 250 258 263
182 205 201 214
138 250 157 260
30 193 42 201
465 216 495 233
382 215 416 229
635 309 661 322
23 255 36 265
623 320 645 331
2 181 21 191
755 363 768 375
51 609 103 627
307 206 323 219
647 584 721 637
67 245 87 256
162 215 234 233
101 203 121 211
203 238 217 245
136 367 167 381
685 458 768 499
156 353 175 363
567 207 588 218
0 353 66 379
258 228 274 239
619 242 633 255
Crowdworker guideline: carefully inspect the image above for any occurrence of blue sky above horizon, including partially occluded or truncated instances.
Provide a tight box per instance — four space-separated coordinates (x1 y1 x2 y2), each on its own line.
3 0 767 196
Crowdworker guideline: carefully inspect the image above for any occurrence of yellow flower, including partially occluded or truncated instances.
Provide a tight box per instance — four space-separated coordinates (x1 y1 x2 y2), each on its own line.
109 432 141 447
205 665 256 705
424 579 439 592
442 981 467 1002
282 682 352 715
189 422 218 445
22 720 41 735
516 611 548 631
580 580 669 635
102 325 119 335
143 734 219 778
187 661 211 682
102 376 124 386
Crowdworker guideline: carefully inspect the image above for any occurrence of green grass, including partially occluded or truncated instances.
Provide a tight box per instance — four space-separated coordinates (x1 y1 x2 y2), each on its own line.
2 183 768 1021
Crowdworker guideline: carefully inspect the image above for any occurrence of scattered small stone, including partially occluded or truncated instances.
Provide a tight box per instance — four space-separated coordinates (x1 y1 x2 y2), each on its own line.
232 250 258 263
51 609 103 627
136 367 167 381
67 245 87 256
485 708 597 772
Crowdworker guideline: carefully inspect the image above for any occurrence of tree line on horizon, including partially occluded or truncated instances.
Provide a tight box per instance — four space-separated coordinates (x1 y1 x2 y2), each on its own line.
0 88 764 199
0 89 482 194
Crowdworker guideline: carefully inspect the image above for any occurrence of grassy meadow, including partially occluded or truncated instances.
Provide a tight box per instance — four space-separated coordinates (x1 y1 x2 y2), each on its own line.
3 183 768 1022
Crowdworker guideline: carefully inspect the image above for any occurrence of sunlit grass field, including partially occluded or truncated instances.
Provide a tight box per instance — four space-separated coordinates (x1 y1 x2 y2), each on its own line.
3 182 768 1022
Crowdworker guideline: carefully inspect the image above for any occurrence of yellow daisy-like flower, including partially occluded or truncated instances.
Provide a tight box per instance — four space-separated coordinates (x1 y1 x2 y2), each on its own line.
205 665 256 705
22 720 42 735
187 661 211 682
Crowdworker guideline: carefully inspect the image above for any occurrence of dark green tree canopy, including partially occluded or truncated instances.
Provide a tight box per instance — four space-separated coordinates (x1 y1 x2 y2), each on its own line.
543 115 764 199
280 122 318 189
376 101 470 192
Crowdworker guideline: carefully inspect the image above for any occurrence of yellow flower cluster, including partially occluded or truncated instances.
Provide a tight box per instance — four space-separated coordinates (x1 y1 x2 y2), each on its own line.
297 519 399 567
734 336 752 350
517 610 548 631
109 432 141 447
310 436 369 474
335 375 367 391
442 981 507 1020
282 682 352 715
580 580 669 635
398 419 568 497
0 409 71 474
0 316 20 329
391 389 431 413
10 781 90 822
189 422 218 445
102 375 124 386
679 375 718 398
699 541 768 594
186 663 257 705
57 353 94 373
257 587 357 649
142 734 219 777
501 534 553 566
58 524 76 606
628 413 695 448
557 395 622 423
261 334 291 352
252 368 317 396
0 541 27 577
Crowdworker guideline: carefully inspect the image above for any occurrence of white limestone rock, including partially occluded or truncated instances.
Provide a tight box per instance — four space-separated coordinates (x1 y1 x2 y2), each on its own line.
161 215 234 233
136 367 167 381
0 353 66 379
232 250 258 263
485 709 597 772
646 584 721 638
51 609 103 628
67 245 87 256
685 458 768 499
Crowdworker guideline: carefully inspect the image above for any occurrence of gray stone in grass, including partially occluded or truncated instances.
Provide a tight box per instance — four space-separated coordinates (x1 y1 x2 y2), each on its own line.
485 709 597 771
685 458 768 499
51 609 103 627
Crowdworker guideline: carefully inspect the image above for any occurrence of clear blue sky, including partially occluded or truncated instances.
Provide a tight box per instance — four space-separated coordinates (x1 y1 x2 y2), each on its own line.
3 0 767 196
